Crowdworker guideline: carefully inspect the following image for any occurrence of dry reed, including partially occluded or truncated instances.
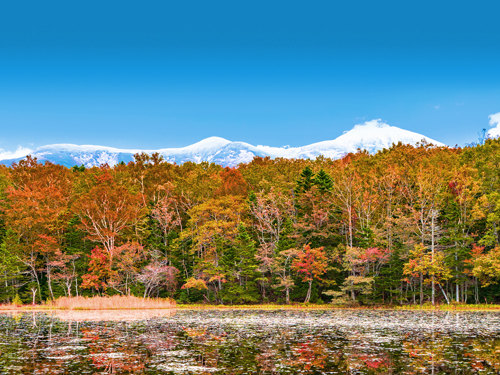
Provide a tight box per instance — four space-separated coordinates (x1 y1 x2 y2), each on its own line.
50 295 176 310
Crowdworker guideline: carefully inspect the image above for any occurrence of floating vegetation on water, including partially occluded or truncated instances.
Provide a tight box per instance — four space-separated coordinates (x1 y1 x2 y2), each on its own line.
0 310 500 374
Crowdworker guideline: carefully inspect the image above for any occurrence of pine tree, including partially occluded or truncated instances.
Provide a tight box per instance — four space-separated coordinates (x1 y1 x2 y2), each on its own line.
295 166 315 194
220 225 260 303
313 169 333 193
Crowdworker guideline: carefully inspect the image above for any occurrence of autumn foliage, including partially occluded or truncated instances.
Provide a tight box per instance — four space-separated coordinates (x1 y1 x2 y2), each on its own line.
3 140 500 305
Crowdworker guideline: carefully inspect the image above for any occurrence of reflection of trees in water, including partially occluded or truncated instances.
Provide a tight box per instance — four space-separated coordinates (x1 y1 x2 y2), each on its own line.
402 335 500 374
345 351 393 374
466 337 500 371
403 336 453 374
81 326 147 373
1 311 500 374
289 339 330 371
52 308 177 321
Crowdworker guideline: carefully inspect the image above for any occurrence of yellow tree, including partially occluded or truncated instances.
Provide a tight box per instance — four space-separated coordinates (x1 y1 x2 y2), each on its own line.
127 152 178 206
396 147 453 304
351 153 383 245
403 244 452 304
443 164 481 302
175 161 223 210
328 154 362 247
471 246 500 287
181 195 246 302
460 138 500 247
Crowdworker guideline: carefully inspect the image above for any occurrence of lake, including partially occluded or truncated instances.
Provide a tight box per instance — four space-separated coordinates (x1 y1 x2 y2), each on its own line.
0 309 499 374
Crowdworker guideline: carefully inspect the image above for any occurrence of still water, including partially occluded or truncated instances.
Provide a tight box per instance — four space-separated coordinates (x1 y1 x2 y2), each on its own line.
0 309 499 374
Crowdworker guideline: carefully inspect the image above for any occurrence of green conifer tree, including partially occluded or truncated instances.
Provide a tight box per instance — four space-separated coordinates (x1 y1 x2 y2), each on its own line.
313 169 333 193
220 225 260 304
295 166 315 194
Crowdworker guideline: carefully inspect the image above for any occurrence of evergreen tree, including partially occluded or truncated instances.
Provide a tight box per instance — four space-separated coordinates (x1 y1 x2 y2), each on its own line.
71 165 85 172
313 169 333 193
220 225 260 304
295 166 315 194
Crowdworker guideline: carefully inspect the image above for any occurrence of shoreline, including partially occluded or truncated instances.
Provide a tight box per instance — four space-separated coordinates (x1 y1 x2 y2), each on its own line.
2 303 500 312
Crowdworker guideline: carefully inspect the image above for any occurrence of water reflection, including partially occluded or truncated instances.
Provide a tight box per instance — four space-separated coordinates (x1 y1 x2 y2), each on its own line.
53 308 177 322
0 310 499 374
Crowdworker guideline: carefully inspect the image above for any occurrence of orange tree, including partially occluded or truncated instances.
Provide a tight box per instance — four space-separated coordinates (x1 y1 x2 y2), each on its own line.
72 168 146 294
3 157 72 302
73 168 145 265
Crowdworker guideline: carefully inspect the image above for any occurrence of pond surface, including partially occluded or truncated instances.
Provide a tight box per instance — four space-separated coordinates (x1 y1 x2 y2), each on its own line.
0 309 500 374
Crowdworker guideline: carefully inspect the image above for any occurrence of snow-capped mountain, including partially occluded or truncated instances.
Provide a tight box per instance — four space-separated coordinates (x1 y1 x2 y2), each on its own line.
0 120 444 168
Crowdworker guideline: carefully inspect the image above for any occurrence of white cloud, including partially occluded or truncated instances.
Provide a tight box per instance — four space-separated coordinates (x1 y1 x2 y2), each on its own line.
487 112 500 139
489 112 500 127
0 146 33 161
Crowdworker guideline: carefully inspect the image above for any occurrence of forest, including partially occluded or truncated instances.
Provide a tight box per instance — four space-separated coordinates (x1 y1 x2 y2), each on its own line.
1 139 500 306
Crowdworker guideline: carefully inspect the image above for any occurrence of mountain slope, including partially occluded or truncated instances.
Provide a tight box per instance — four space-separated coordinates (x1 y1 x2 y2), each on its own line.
0 120 444 168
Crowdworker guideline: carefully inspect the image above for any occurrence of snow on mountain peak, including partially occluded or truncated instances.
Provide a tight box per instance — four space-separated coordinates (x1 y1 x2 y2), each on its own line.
184 136 231 150
329 119 444 153
0 121 445 167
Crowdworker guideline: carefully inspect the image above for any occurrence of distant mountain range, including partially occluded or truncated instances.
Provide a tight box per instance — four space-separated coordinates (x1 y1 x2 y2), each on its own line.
0 120 445 168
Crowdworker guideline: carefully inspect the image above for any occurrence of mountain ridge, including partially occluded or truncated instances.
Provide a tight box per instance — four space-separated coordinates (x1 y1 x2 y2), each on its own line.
0 120 445 168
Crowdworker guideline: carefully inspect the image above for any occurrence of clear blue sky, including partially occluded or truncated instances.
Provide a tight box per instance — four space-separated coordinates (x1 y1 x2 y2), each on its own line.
1 0 499 153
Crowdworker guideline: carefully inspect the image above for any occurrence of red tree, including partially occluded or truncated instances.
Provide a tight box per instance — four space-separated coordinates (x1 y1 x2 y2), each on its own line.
292 244 328 303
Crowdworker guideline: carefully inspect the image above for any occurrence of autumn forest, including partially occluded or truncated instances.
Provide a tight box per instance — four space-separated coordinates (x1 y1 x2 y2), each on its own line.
2 139 500 306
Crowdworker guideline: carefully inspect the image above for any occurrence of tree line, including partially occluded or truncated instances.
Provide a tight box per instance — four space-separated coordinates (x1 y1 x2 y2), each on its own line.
2 139 500 305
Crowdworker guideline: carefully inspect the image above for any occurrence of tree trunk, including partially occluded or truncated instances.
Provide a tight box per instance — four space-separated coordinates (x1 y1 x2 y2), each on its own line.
455 247 459 302
31 287 37 305
47 268 55 301
431 211 436 306
304 280 312 303
34 272 42 303
348 207 353 247
73 261 79 297
420 273 423 305
412 280 416 305
439 283 450 304
474 278 479 304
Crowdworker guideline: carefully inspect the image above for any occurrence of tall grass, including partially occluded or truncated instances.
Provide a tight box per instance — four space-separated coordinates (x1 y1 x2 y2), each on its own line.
50 295 176 310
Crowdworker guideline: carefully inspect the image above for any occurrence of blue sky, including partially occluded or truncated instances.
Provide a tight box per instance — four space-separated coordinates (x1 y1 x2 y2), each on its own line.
1 0 499 155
